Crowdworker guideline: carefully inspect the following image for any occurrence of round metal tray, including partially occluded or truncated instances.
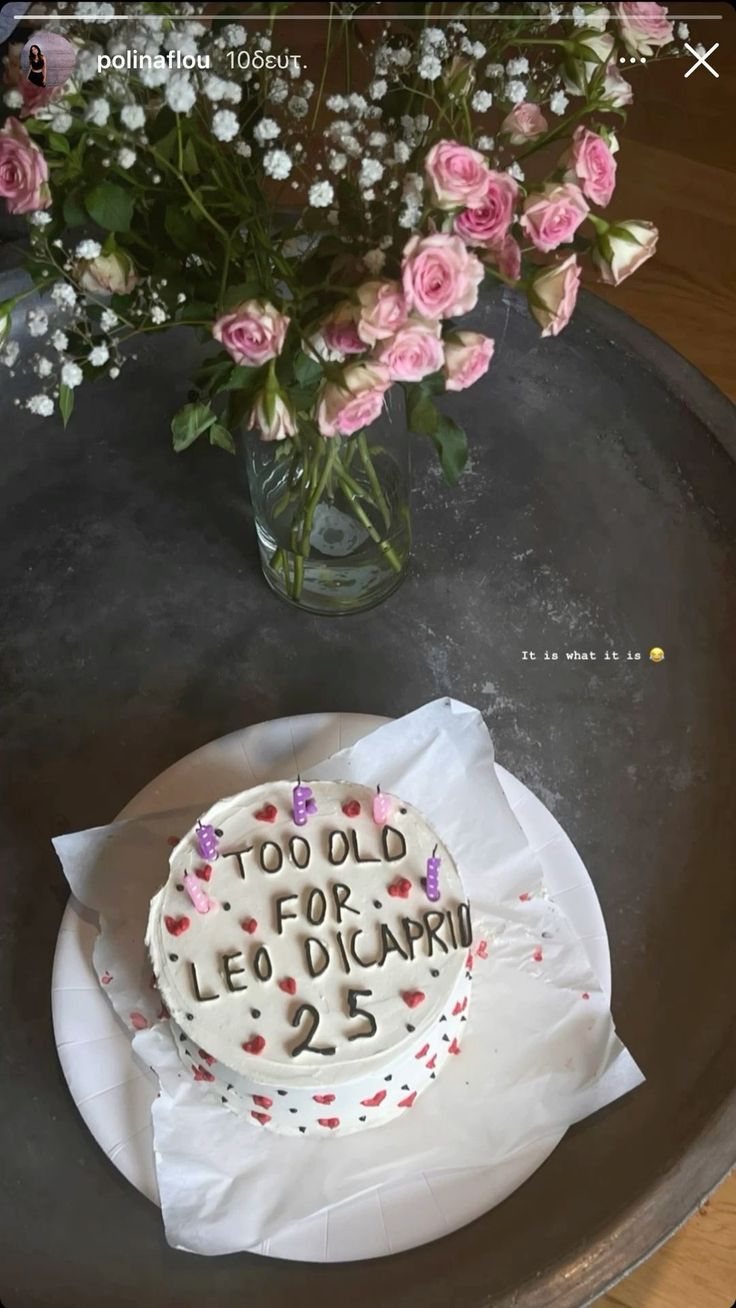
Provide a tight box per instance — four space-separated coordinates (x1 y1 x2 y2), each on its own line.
1 261 734 1307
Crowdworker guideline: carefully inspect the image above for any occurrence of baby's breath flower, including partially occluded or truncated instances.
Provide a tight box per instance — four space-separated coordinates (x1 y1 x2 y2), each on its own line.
212 109 239 142
52 283 77 309
327 150 347 173
418 54 442 81
27 309 49 338
119 102 143 130
117 147 136 169
326 94 348 112
49 108 72 134
76 239 102 260
100 309 118 331
151 305 167 325
369 79 387 100
677 22 689 40
368 131 387 148
288 95 309 119
140 61 168 89
348 93 368 116
363 249 386 275
268 77 288 104
35 356 53 378
204 75 229 103
3 89 23 109
421 27 445 49
486 63 505 79
477 134 495 151
30 211 53 227
508 161 525 182
506 80 528 104
85 98 110 128
1 341 20 367
393 48 412 68
394 141 410 164
89 343 110 367
549 90 569 115
27 394 54 417
235 141 252 159
359 157 384 188
51 330 69 353
472 90 493 112
263 149 292 180
507 56 530 76
61 361 83 389
224 23 246 46
165 73 196 115
308 180 334 208
109 366 121 379
254 117 280 143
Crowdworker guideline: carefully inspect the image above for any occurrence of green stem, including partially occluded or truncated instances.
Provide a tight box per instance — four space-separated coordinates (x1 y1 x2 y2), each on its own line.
333 463 403 574
356 432 391 530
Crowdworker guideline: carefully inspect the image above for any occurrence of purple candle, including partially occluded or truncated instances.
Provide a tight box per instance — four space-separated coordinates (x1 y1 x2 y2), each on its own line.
292 777 317 827
425 846 441 902
196 821 218 861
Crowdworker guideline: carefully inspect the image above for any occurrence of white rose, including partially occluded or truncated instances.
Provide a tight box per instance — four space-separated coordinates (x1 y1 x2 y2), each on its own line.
593 219 658 285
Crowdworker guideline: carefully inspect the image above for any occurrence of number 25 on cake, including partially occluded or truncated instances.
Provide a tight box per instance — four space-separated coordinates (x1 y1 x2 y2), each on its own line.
146 780 473 1135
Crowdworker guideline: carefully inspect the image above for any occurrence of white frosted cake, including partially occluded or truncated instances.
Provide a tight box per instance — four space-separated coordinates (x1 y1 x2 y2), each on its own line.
146 780 473 1135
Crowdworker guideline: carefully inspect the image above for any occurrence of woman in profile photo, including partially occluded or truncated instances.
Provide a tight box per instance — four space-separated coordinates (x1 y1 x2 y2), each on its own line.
27 45 46 89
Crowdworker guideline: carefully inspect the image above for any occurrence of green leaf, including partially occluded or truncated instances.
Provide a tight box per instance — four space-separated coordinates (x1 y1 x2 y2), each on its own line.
165 204 199 250
63 192 86 227
59 384 74 430
405 383 468 486
293 351 323 385
219 363 265 394
171 401 216 452
84 182 134 232
48 132 70 155
181 137 199 175
177 299 215 324
209 422 236 454
223 281 263 310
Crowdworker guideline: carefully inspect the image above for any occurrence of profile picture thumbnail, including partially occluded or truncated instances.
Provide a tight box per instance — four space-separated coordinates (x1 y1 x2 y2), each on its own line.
20 30 77 91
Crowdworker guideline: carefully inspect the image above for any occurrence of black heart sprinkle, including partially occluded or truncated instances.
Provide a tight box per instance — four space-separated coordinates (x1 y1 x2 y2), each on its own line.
440 1015 447 1022
466 971 472 979
461 1015 467 1022
221 1096 228 1103
373 900 382 909
277 1090 287 1096
359 1116 366 1122
384 1074 392 1081
179 1034 186 1042
430 969 439 978
169 953 178 962
175 883 184 892
401 1084 409 1091
399 808 407 815
185 1050 192 1057
299 1126 306 1134
186 1014 194 1021
406 1024 415 1032
226 1084 233 1091
251 1008 261 1019
430 1072 436 1079
442 1034 450 1042
215 829 223 837
289 1108 297 1114
222 902 231 911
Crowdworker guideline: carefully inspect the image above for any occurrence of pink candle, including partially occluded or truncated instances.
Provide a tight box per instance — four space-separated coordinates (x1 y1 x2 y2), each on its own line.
183 872 214 915
425 846 441 902
372 786 391 826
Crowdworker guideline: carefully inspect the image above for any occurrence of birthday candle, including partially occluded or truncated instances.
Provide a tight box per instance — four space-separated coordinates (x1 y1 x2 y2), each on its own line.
292 777 317 827
372 785 391 826
196 821 218 861
425 846 441 902
183 872 214 915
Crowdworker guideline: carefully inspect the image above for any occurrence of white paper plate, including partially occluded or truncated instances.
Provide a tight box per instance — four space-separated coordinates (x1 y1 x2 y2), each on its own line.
52 713 610 1260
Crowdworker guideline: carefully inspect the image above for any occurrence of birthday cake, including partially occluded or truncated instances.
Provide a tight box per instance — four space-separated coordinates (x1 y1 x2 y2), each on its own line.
146 779 473 1135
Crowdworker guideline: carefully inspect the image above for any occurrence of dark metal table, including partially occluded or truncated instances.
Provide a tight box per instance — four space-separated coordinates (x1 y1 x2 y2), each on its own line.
1 251 735 1308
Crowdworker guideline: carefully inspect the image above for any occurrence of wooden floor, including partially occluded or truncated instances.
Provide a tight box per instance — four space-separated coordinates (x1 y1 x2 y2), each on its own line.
580 7 736 1302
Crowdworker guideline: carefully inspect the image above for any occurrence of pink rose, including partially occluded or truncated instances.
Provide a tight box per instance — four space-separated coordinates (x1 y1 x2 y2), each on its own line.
316 362 391 438
0 117 50 215
376 320 444 383
454 170 519 248
321 301 364 357
356 280 407 347
496 235 522 281
249 391 296 442
528 256 581 338
563 126 617 208
499 102 548 146
601 61 633 108
402 233 484 320
424 139 490 210
614 2 674 56
79 251 137 295
212 299 289 366
592 220 658 286
443 332 495 393
520 183 589 254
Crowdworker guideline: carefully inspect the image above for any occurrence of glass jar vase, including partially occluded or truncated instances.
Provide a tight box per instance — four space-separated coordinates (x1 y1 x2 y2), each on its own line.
245 398 411 615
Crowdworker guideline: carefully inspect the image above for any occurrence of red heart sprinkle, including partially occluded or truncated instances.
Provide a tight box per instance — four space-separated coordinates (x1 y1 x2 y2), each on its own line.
342 800 361 818
165 915 190 936
317 1117 340 1129
414 1043 429 1060
398 1091 416 1108
519 892 532 902
476 941 488 959
360 1090 387 1108
533 947 543 963
198 1049 215 1066
167 836 179 847
402 990 425 1009
278 977 297 996
195 864 212 882
129 1011 148 1030
193 1065 214 1082
452 997 468 1016
466 951 474 969
242 1036 266 1055
253 1094 273 1108
313 1093 335 1105
254 804 277 823
448 1037 460 1055
582 992 590 1001
240 918 258 934
426 1054 437 1071
388 877 412 898
251 1110 271 1125
100 971 113 985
